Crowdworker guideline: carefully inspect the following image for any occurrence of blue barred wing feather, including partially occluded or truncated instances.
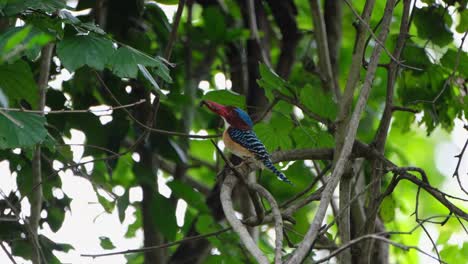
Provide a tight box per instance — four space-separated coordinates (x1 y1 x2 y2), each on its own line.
226 127 292 184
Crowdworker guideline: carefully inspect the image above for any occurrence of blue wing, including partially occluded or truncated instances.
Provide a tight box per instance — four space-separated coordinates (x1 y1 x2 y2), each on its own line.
234 108 253 128
227 127 292 184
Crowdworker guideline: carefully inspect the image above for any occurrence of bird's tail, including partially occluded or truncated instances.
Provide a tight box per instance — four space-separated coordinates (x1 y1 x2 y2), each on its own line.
263 159 293 185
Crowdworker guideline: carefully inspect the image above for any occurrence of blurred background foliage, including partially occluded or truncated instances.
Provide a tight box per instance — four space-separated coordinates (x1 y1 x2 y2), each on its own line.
0 0 466 263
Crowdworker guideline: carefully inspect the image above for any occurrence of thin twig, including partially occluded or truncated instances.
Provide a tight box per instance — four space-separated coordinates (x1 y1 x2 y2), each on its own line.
94 72 220 139
453 137 468 196
0 99 146 114
342 0 421 71
220 174 269 264
246 0 271 67
0 241 18 264
81 227 231 257
249 183 283 264
309 0 339 100
313 233 447 264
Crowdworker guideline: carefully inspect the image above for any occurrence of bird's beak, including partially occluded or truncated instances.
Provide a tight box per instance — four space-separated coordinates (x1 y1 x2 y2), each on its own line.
200 100 227 117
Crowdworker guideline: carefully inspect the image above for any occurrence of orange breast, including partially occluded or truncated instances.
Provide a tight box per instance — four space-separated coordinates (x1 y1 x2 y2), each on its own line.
223 130 255 158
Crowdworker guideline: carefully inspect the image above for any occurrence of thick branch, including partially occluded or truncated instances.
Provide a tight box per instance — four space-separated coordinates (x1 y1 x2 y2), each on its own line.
249 183 283 264
286 0 396 262
31 42 54 264
309 0 339 99
220 174 269 264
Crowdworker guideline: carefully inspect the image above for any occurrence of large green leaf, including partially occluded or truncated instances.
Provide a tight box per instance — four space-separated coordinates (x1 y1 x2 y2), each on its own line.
56 34 114 71
413 6 453 47
167 180 209 213
0 60 39 107
440 49 467 74
99 236 116 250
0 25 52 62
254 115 293 151
1 0 67 16
257 63 290 101
300 83 337 120
202 7 226 42
108 45 169 81
152 192 177 241
0 112 48 149
202 90 246 109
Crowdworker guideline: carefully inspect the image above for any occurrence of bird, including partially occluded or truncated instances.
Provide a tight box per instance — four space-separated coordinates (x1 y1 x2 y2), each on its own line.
201 100 292 184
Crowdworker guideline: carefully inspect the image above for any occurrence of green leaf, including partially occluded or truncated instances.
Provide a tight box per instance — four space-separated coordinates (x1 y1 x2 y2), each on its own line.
457 10 468 33
202 90 246 109
300 84 337 120
1 0 67 16
108 46 161 78
117 190 130 223
0 60 39 107
0 112 48 149
440 49 467 74
113 153 135 187
257 63 288 101
254 115 293 151
291 126 334 148
152 192 177 241
379 196 395 222
47 206 66 232
96 189 115 213
59 10 106 35
56 34 114 71
167 180 209 213
413 6 453 47
202 7 226 42
99 236 116 250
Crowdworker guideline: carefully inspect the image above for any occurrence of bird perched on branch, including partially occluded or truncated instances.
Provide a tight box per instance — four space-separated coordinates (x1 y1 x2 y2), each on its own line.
201 100 292 185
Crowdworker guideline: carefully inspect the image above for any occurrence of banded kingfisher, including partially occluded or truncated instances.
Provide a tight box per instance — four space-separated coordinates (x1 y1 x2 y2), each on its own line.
201 100 292 185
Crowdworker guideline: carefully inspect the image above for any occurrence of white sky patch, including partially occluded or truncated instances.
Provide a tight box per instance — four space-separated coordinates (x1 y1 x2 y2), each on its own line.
211 248 221 255
156 3 178 23
198 80 210 94
112 185 125 197
52 187 65 200
53 160 64 170
97 188 114 202
189 129 209 141
293 106 304 120
0 161 15 195
49 68 74 90
150 93 156 103
176 199 188 227
41 209 48 219
14 18 24 26
226 79 232 89
63 129 86 162
12 148 21 154
158 171 172 198
129 186 143 203
89 105 113 116
99 115 113 125
132 152 141 162
20 197 31 218
80 156 95 174
214 72 226 89
125 85 132 94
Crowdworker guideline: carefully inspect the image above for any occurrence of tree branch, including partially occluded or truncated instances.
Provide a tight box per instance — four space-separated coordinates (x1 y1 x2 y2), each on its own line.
31 42 54 264
309 0 339 100
248 183 283 264
220 174 269 264
286 0 396 262
81 227 232 258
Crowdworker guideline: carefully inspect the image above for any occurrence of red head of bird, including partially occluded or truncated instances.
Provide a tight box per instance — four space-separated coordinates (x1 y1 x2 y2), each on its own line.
201 100 253 130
